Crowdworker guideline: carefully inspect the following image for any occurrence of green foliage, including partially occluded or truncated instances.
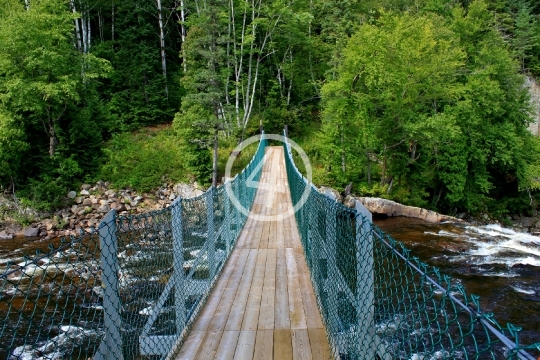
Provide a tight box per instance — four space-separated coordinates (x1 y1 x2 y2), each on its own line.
92 0 183 130
318 1 540 214
97 126 189 192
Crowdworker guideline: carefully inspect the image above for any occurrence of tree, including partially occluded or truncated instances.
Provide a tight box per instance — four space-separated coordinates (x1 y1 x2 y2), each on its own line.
320 11 464 194
0 0 111 207
319 1 540 213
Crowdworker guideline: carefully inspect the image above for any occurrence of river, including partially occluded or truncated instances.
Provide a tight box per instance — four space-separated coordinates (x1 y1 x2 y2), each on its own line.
1 218 539 354
374 216 540 346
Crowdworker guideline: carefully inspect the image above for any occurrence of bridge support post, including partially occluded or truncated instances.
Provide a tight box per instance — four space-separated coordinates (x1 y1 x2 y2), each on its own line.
95 210 124 360
224 186 232 255
324 190 341 358
355 200 375 358
207 187 216 278
172 199 186 335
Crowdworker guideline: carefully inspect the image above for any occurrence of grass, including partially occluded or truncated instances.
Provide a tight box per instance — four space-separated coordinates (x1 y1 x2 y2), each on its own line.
97 125 262 193
97 125 189 192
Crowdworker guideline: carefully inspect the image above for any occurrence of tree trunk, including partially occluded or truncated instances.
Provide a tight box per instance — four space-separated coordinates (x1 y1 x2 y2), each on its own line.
180 0 187 73
47 106 57 157
366 152 371 186
111 2 115 42
70 0 82 52
380 147 387 186
156 0 169 98
49 125 57 157
287 50 293 106
341 129 345 172
212 128 218 187
98 9 104 42
87 8 91 52
79 0 88 53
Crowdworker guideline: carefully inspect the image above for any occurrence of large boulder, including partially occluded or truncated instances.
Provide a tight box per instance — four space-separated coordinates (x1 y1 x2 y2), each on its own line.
23 227 40 237
0 231 13 240
356 197 461 223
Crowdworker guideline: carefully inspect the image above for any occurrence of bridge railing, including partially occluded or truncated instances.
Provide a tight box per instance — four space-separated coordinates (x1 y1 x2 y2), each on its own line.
0 134 267 360
282 130 540 360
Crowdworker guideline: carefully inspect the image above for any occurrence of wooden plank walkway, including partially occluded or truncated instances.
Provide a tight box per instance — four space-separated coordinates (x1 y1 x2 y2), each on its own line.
175 146 332 360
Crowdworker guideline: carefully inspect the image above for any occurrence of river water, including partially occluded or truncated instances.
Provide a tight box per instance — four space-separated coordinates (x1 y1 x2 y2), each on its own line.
1 218 539 356
374 216 540 346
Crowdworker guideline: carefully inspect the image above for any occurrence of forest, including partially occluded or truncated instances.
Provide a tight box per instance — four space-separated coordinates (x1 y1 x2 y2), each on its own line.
1 0 540 219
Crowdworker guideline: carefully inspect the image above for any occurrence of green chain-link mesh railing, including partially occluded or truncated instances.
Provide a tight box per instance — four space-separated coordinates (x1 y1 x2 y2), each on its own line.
0 134 268 360
282 131 540 360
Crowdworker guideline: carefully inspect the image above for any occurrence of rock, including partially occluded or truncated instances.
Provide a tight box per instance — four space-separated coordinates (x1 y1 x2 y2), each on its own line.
343 195 355 208
91 198 99 204
67 191 77 199
96 180 104 187
98 204 110 213
319 186 342 201
80 189 90 196
71 205 79 214
0 231 13 240
39 230 47 237
84 206 93 213
23 227 40 237
82 198 93 206
77 209 86 216
134 195 143 202
81 184 92 190
99 199 108 205
93 286 104 297
194 189 204 196
110 202 126 212
105 189 116 197
45 221 55 231
356 197 462 223
75 197 84 204
144 198 156 206
521 217 536 228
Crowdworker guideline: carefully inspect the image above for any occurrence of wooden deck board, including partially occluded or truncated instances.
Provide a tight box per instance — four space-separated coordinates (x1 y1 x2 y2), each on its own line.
174 146 331 360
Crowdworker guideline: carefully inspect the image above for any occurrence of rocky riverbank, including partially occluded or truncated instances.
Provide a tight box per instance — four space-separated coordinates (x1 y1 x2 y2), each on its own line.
318 186 540 234
0 181 204 241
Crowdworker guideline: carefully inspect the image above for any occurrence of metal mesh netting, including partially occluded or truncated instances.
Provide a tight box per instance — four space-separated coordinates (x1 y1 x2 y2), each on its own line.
0 233 104 360
283 133 540 360
0 135 267 360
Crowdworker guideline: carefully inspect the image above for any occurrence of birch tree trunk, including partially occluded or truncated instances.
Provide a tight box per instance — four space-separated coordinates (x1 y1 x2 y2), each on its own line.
70 0 82 52
87 9 91 52
156 0 169 98
79 0 87 53
180 0 187 73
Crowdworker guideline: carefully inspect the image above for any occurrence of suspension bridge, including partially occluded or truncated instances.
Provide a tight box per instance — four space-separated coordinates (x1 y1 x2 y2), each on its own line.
0 131 539 360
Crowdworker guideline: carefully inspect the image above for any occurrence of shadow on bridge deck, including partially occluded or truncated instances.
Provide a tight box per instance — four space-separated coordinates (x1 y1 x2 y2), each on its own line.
174 146 331 360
